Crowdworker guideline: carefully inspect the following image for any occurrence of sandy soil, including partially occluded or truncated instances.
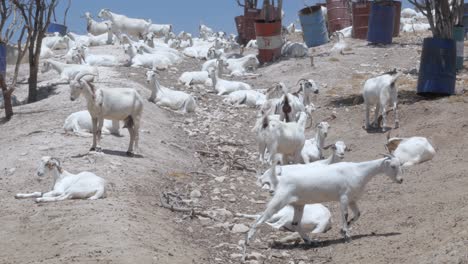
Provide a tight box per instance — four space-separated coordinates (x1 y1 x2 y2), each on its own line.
1 31 468 264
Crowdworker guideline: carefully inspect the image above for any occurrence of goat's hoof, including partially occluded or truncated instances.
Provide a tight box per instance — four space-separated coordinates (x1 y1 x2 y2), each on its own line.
90 147 96 151
126 151 134 157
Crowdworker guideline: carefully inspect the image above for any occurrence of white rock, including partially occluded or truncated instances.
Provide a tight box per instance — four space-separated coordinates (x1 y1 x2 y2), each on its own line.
190 189 202 198
231 223 249 233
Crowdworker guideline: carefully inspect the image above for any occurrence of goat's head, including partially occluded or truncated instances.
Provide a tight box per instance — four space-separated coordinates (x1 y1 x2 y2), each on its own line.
69 72 97 101
297 78 319 94
98 9 110 19
146 70 157 84
324 141 348 160
40 60 51 73
37 156 61 177
207 47 217 60
316 121 330 138
381 154 403 184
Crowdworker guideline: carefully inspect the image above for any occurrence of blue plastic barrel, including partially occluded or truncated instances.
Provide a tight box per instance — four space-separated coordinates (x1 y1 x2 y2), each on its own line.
417 38 456 95
464 3 468 34
453 26 464 70
47 23 67 36
367 1 395 44
0 43 6 76
299 5 329 48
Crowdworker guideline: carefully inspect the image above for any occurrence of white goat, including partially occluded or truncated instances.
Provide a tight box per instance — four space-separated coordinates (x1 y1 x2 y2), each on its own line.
301 122 330 163
259 141 349 193
281 41 308 58
246 155 403 247
147 23 173 37
237 204 331 241
258 111 308 165
69 72 144 156
199 24 214 40
223 90 266 108
42 34 69 50
41 59 98 82
15 156 107 202
98 9 151 39
363 71 401 130
75 46 119 66
84 12 112 36
209 67 251 95
225 54 259 76
124 44 171 70
386 136 435 167
146 70 196 113
63 110 120 137
330 32 349 55
264 82 316 123
178 71 211 87
286 23 296 34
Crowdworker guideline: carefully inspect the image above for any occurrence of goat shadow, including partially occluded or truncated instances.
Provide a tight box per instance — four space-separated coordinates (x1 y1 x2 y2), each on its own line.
102 149 144 158
271 232 401 250
70 150 143 158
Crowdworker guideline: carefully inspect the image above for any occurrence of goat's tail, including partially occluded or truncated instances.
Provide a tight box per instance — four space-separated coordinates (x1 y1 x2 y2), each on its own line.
123 115 134 129
282 95 292 122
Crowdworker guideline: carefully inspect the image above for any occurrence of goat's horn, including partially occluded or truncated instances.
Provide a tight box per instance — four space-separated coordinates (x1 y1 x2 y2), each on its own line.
74 71 97 82
296 78 308 86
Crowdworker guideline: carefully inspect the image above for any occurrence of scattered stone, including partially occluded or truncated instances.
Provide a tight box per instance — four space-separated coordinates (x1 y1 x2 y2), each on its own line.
246 252 265 261
190 189 202 198
212 188 220 194
6 168 16 176
230 253 243 259
231 223 249 233
215 176 226 183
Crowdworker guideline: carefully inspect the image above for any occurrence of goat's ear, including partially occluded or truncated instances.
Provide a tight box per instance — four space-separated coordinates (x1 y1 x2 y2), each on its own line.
323 144 333 150
345 146 352 152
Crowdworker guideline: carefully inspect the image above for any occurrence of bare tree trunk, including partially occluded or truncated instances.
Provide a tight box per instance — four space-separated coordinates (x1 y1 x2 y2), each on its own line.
0 74 13 120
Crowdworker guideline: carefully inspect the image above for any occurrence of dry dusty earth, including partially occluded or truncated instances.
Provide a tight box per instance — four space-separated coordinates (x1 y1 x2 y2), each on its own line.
1 31 468 264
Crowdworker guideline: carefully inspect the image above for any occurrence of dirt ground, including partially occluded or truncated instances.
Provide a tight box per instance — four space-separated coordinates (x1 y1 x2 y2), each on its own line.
1 31 468 264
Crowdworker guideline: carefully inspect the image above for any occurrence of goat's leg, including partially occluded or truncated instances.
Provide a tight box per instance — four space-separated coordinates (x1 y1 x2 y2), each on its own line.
90 117 99 151
393 101 399 128
347 201 361 226
291 204 312 244
36 193 72 203
96 118 104 151
365 101 371 129
110 120 121 136
127 127 135 156
15 192 42 199
246 196 288 245
373 104 380 128
88 186 106 200
339 195 351 242
41 190 61 197
258 143 266 164
381 103 388 130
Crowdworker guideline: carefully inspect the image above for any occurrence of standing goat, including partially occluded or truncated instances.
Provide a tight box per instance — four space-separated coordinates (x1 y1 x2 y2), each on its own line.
257 111 309 165
69 72 144 156
98 9 151 39
15 157 107 202
84 12 112 36
363 70 401 131
245 155 403 248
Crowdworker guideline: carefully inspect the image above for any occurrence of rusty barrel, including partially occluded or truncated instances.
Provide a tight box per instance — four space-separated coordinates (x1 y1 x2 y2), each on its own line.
393 1 402 37
299 5 329 47
326 0 352 33
352 1 371 39
235 8 261 45
254 20 282 63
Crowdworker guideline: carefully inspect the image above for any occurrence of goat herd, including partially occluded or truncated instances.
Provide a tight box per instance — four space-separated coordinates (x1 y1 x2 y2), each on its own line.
12 8 438 257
